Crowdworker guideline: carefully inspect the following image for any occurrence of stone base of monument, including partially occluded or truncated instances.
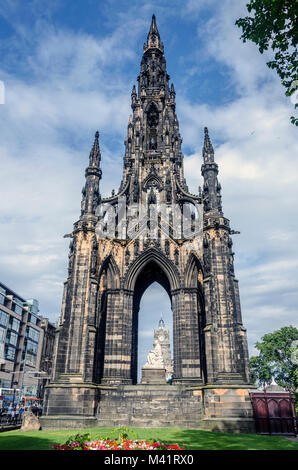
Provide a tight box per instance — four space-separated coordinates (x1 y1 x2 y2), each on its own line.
97 384 204 429
95 384 256 432
40 381 256 433
199 386 256 433
39 381 100 430
141 367 166 384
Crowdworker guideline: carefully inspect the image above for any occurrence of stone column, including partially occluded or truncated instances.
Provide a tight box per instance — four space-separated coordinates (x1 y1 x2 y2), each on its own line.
101 289 134 384
172 288 203 384
203 226 250 385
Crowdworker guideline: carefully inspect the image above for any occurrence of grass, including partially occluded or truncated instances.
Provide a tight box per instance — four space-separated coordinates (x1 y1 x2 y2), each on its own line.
0 427 298 450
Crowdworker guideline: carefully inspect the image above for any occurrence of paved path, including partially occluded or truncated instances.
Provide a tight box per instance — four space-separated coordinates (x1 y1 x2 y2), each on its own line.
285 435 298 442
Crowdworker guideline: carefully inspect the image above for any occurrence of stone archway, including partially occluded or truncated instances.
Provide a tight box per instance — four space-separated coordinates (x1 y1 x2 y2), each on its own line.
98 249 204 385
131 259 172 384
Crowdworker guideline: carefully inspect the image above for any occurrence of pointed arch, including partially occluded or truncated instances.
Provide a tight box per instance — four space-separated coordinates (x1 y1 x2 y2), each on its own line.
98 254 120 289
144 100 162 114
123 248 181 292
184 253 204 288
142 172 163 191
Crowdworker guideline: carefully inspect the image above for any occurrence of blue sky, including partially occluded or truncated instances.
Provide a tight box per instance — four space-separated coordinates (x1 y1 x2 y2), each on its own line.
0 0 297 380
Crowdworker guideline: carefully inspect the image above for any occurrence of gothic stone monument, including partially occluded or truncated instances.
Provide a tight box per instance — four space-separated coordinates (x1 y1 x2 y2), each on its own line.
41 15 255 432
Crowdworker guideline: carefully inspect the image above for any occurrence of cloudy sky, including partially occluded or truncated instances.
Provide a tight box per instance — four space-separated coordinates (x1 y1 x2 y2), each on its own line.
0 0 297 379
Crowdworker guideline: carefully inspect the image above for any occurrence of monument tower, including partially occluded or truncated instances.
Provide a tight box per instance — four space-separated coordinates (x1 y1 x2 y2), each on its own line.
41 16 254 432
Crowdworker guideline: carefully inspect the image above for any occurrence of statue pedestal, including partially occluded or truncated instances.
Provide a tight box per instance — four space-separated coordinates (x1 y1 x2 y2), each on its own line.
141 367 166 384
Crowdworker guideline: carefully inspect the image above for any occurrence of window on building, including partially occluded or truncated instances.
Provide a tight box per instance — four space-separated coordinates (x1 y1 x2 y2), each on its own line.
4 345 16 361
28 313 38 325
6 331 18 347
26 326 40 343
9 317 20 333
0 311 8 328
23 384 37 396
24 339 38 366
13 303 23 316
0 379 11 388
0 293 5 306
0 327 5 343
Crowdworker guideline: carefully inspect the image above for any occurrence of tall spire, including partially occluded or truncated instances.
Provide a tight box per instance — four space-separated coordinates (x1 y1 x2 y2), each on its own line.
146 14 161 49
138 15 169 99
89 130 101 168
203 127 214 163
122 14 181 202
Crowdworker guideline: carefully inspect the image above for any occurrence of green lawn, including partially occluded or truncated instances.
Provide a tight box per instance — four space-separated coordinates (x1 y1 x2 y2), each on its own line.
0 427 298 450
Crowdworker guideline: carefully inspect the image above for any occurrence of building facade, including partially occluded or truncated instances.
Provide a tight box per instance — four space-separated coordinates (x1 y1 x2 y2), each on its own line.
0 281 56 402
41 16 255 432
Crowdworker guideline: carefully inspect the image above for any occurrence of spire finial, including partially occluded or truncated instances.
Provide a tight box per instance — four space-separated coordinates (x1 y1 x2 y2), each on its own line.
89 130 101 167
147 13 161 49
150 14 158 33
203 126 214 162
158 314 165 329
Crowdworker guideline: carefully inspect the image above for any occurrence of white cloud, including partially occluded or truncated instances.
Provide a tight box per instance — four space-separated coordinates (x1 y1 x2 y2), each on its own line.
0 23 136 317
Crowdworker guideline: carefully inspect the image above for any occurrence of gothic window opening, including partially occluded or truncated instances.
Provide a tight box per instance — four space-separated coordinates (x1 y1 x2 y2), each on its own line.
181 202 201 239
149 129 157 150
147 103 159 150
137 281 173 383
147 186 157 205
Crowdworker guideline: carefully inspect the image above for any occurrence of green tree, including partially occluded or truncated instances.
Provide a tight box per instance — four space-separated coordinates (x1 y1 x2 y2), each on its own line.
249 326 298 393
235 0 298 125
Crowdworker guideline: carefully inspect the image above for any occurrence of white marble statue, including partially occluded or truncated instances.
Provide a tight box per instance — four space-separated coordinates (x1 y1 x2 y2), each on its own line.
143 342 165 369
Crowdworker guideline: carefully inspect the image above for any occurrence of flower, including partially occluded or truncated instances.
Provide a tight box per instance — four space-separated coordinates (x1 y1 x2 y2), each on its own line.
53 437 184 451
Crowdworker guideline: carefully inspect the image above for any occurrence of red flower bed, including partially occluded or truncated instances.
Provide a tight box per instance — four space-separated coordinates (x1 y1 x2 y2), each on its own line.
53 438 184 451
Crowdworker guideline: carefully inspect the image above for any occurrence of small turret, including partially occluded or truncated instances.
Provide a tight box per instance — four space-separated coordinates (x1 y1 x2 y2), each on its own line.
131 84 137 107
170 83 176 98
202 127 214 163
201 127 222 215
81 131 102 216
89 130 101 168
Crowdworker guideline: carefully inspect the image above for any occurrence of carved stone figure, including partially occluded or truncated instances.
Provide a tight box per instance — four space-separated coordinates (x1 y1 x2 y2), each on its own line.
143 342 164 368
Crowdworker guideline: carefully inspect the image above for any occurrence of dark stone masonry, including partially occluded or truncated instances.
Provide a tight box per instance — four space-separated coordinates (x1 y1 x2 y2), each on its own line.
40 15 255 433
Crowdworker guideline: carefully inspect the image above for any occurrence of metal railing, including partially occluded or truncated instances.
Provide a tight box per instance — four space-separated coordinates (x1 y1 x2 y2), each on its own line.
0 413 23 426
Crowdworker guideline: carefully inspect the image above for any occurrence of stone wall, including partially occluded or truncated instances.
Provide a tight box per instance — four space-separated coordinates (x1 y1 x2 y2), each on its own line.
97 384 203 429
